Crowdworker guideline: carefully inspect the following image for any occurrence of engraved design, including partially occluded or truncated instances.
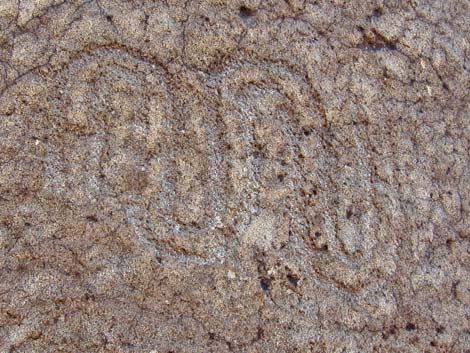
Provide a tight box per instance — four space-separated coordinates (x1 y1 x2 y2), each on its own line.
12 49 396 283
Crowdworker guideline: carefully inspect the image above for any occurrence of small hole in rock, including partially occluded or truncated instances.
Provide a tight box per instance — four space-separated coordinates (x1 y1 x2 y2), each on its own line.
372 7 384 17
239 5 255 19
84 293 95 301
86 215 98 222
405 323 416 331
321 244 328 251
277 174 285 182
346 209 353 219
287 274 299 287
256 327 264 340
314 231 321 238
260 278 270 291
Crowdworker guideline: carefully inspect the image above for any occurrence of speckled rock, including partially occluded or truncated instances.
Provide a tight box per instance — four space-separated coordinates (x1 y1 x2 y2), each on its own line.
0 1 469 352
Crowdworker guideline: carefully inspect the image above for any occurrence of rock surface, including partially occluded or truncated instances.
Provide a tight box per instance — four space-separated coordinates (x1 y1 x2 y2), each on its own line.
0 1 469 352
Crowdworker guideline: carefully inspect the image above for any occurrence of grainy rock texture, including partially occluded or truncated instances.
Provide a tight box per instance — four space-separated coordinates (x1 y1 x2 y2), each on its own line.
0 0 469 352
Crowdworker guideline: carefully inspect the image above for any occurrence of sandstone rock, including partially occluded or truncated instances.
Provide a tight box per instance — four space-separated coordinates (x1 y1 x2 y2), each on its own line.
0 1 468 352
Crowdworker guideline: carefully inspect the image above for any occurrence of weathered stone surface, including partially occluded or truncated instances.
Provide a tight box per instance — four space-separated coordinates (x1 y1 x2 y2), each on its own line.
0 1 469 352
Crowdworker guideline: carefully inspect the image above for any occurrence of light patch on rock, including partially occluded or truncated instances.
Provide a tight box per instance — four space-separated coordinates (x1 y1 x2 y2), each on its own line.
243 213 276 250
